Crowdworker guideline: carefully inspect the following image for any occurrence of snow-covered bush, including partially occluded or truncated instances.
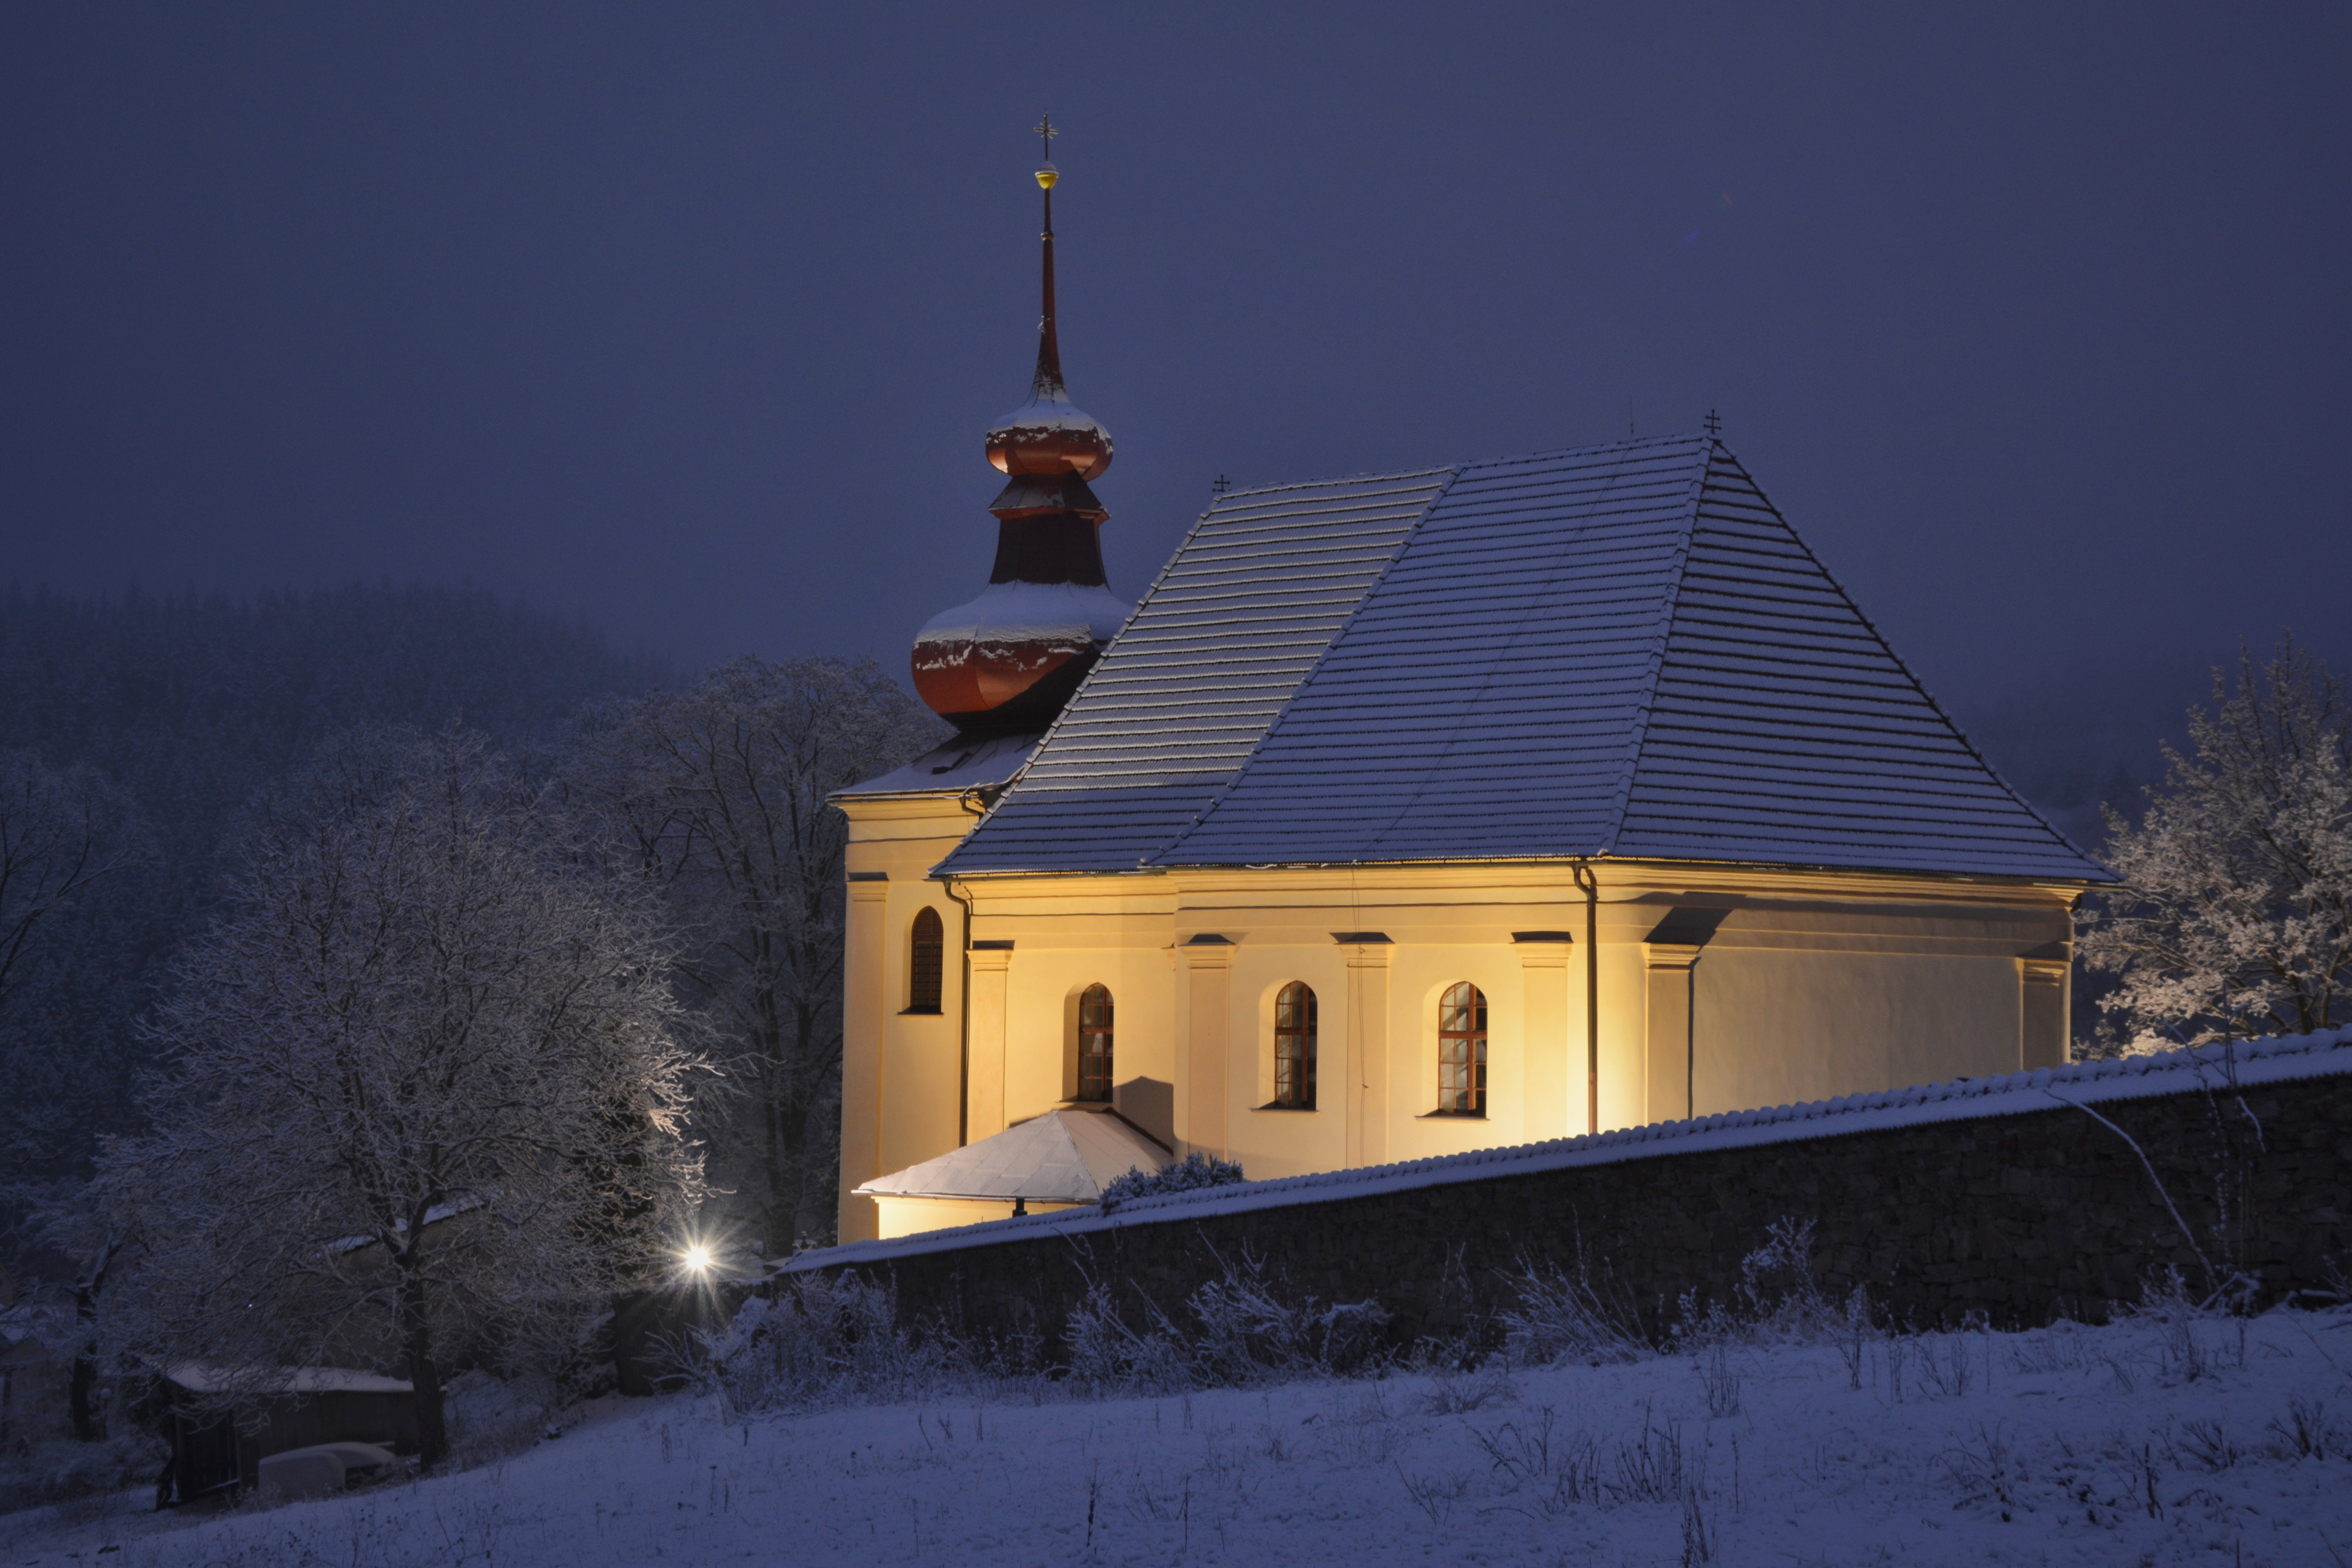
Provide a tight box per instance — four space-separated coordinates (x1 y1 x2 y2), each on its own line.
1063 1281 1192 1395
442 1369 566 1466
1501 1250 1649 1367
1098 1152 1246 1209
0 1430 166 1515
697 1274 946 1413
2113 1267 2250 1383
1064 1247 1389 1393
1671 1217 1868 1354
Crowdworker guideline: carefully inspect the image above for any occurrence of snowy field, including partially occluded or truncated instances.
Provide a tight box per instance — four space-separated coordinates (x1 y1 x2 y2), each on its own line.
6 1300 2350 1567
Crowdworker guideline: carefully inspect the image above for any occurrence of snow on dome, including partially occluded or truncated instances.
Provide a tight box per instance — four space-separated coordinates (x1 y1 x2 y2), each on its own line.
913 581 1132 736
913 580 1130 649
986 394 1113 479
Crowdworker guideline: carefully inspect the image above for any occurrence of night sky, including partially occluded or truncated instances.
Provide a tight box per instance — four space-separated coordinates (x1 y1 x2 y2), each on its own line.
4 5 2347 721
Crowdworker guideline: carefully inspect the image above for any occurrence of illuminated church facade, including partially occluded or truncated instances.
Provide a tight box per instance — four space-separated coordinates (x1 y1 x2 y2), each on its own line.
833 136 2108 1244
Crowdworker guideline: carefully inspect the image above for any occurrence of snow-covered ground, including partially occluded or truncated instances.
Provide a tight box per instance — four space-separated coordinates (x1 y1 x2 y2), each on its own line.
6 1303 2350 1567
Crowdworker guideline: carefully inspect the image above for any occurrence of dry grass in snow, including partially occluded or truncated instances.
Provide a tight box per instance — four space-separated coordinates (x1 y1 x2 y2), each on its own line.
5 1293 2351 1567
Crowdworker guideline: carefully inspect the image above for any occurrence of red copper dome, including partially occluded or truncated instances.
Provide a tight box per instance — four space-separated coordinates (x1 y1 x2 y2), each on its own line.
985 396 1113 480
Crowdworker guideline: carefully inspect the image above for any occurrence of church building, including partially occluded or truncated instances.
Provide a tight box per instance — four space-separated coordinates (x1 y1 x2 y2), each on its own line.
834 136 2109 1243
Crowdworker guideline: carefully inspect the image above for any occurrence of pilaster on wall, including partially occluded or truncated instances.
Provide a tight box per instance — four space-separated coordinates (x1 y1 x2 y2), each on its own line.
967 942 1014 1143
2020 956 2069 1071
1178 939 1235 1158
1516 940 1572 1142
1344 940 1392 1168
837 875 891 1245
1642 942 1703 1126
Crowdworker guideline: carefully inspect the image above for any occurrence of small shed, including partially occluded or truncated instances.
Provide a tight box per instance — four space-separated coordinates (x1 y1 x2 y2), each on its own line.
156 1365 417 1505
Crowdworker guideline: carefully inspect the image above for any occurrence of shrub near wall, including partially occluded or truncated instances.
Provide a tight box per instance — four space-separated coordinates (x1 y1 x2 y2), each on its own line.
790 1036 2352 1359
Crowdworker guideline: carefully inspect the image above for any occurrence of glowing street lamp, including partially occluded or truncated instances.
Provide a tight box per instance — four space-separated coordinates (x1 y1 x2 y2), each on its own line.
682 1243 713 1275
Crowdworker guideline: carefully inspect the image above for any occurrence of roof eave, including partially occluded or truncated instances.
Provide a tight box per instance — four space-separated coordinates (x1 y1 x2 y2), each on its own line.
933 850 2113 887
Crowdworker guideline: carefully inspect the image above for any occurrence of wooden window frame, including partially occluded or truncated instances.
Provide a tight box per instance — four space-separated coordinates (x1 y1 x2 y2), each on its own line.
1437 981 1486 1116
1272 981 1318 1109
904 906 944 1015
1077 983 1114 1103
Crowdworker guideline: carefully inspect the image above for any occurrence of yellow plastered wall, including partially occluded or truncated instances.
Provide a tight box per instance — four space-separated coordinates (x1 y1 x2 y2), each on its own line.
872 1195 1087 1240
837 792 991 1243
836 828 2083 1240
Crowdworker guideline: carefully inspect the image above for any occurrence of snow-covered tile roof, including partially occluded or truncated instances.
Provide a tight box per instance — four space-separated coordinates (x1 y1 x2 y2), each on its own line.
835 731 1043 799
794 1028 2352 1272
166 1364 415 1395
935 469 1454 873
856 1106 1170 1203
936 434 2106 881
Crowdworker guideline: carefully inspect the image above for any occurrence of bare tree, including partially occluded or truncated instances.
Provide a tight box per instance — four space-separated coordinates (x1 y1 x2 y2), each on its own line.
96 728 703 1466
564 657 942 1253
2080 635 2352 1050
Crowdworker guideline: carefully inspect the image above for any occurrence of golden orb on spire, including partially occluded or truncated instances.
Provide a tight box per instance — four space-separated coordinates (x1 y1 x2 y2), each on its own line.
1035 163 1059 190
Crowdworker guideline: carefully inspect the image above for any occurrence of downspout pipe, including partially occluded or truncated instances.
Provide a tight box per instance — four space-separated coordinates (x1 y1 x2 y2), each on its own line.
941 871 977 1150
946 784 995 1149
1573 861 1599 1135
940 874 977 1148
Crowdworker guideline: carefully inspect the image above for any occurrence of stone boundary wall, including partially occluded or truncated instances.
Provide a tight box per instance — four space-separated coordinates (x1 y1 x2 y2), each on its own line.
791 1045 2352 1354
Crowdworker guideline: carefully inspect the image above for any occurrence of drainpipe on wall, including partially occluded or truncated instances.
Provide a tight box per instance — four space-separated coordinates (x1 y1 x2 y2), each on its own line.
947 782 1013 1148
1573 861 1599 1136
942 875 976 1149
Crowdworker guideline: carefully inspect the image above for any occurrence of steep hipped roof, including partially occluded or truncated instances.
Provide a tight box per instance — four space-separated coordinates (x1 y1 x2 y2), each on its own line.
938 434 2108 882
935 469 1450 869
855 1107 1170 1204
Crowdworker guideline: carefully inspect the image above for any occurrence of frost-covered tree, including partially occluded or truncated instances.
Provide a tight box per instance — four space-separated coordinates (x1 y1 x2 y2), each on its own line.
563 657 942 1252
97 729 703 1466
0 583 668 1208
2079 637 2352 1051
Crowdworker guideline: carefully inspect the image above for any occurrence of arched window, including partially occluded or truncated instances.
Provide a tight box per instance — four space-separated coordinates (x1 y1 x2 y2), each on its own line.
1077 984 1114 1102
1437 982 1486 1115
1274 982 1317 1109
906 907 943 1014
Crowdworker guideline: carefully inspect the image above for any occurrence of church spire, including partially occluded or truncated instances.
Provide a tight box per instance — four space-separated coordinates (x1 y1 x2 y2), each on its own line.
984 116 1111 487
911 120 1131 738
1032 114 1066 403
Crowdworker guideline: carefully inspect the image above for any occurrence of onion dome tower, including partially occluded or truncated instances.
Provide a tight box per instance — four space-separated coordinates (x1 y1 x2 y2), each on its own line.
912 118 1131 736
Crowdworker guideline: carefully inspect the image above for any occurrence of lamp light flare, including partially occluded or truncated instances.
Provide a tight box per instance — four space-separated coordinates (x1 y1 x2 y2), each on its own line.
683 1244 713 1273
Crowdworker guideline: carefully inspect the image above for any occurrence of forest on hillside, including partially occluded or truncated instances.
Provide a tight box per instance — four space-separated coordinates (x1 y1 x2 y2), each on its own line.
1 585 944 1302
0 586 677 1218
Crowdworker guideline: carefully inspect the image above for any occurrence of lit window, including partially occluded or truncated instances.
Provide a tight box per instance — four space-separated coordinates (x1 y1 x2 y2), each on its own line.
1437 982 1486 1115
907 907 943 1014
1078 984 1114 1102
1274 982 1317 1109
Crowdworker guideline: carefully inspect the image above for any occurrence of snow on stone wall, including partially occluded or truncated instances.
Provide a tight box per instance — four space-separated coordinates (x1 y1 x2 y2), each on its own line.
790 1029 2352 1344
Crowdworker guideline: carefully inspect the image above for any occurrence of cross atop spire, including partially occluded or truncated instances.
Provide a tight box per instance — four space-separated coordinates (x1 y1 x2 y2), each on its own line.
1030 120 1064 398
1034 113 1058 160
